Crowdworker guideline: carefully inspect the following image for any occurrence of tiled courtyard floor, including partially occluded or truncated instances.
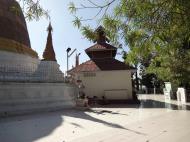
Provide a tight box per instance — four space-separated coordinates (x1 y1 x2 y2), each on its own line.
0 94 190 142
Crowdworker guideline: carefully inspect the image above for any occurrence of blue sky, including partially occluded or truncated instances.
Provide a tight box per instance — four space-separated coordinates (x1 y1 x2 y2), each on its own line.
26 0 124 73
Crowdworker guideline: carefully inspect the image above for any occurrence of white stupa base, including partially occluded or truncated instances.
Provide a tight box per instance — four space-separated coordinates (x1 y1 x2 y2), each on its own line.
0 51 39 81
33 61 64 82
0 51 64 82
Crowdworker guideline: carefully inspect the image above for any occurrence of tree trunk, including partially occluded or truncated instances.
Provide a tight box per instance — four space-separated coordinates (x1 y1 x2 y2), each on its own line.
136 71 139 91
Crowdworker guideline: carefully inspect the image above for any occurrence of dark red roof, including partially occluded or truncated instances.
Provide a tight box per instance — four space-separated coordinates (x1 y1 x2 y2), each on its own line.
85 43 117 52
68 59 135 74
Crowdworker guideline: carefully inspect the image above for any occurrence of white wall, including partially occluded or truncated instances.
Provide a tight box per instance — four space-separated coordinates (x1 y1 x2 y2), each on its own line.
0 51 39 81
76 70 133 100
0 51 65 82
32 61 64 82
0 51 39 73
0 82 78 116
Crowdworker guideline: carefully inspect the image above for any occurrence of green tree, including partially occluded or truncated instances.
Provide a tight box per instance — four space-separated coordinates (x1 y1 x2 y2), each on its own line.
17 0 49 21
69 0 190 87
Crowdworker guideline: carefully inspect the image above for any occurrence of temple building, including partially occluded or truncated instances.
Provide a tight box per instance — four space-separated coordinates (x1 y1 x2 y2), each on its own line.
69 26 136 102
0 0 76 116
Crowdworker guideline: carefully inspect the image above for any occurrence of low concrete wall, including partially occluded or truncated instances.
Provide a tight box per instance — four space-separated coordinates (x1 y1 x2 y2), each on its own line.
0 82 78 116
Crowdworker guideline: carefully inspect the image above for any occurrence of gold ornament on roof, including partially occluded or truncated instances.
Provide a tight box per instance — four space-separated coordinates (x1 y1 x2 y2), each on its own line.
94 26 110 44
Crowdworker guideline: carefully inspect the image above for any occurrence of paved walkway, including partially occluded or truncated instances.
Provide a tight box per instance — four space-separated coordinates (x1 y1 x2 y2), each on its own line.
0 95 190 142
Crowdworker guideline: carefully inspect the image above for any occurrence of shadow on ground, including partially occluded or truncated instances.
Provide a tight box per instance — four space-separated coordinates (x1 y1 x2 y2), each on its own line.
63 109 146 136
0 107 146 142
1 95 189 142
0 112 63 142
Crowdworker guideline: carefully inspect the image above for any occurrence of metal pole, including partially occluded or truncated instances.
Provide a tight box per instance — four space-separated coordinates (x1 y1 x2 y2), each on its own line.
67 51 68 75
66 47 71 76
68 49 76 58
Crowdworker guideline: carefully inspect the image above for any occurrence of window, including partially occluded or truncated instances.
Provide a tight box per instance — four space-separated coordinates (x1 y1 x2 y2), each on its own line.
83 72 96 77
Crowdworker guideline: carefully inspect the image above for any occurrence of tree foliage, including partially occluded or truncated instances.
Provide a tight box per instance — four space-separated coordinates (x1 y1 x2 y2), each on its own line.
17 0 49 21
69 0 190 87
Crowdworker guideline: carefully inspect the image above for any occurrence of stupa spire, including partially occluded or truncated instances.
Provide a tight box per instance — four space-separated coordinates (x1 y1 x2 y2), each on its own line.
42 22 56 61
